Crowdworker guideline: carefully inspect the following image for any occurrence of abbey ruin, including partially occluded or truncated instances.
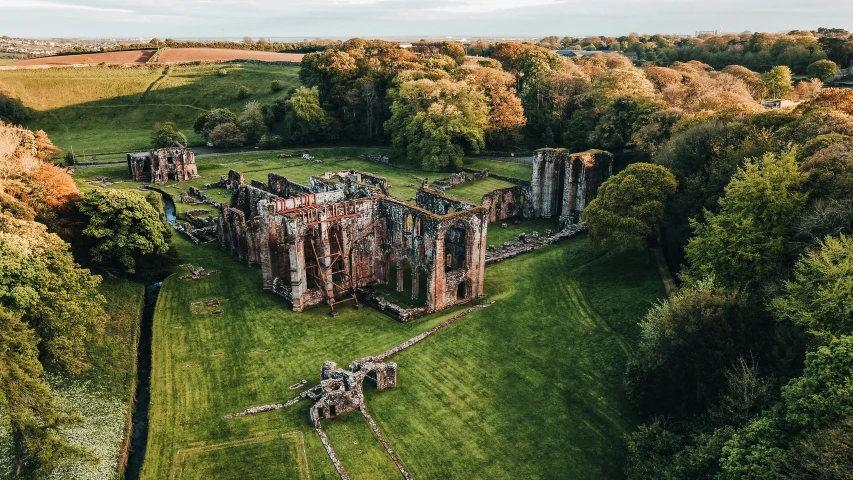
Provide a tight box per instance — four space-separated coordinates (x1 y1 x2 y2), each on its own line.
217 168 490 319
127 145 199 185
213 148 612 319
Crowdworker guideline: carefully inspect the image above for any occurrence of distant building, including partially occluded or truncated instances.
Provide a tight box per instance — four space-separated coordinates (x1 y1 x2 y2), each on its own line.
760 99 800 109
127 144 199 185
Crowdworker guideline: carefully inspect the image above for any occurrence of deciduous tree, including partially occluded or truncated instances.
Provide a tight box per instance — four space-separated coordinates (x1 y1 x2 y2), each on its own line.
385 78 489 170
77 190 169 275
582 162 677 259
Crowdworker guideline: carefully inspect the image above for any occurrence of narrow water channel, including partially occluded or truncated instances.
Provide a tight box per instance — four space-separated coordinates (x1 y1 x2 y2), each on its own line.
126 191 175 479
125 281 159 480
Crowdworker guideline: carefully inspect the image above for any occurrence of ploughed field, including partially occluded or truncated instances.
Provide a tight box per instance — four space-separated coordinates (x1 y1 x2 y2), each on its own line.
4 48 304 67
0 63 300 155
158 48 304 64
5 49 158 66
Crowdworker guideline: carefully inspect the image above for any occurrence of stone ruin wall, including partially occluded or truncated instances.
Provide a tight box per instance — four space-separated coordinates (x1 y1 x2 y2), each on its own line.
529 148 613 228
481 186 529 223
216 169 489 320
127 146 199 185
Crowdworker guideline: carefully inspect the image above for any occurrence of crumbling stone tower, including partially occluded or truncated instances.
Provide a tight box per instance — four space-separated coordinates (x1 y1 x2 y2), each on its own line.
530 149 613 228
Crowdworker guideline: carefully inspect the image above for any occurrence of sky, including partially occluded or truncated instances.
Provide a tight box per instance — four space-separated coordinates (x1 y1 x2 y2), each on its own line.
0 0 852 39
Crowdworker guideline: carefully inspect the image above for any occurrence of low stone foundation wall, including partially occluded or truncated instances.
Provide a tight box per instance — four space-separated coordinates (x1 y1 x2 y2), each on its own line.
485 223 587 265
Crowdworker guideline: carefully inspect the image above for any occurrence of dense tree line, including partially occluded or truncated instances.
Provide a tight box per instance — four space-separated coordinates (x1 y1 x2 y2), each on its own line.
534 28 853 75
189 37 825 171
0 122 176 475
578 87 853 479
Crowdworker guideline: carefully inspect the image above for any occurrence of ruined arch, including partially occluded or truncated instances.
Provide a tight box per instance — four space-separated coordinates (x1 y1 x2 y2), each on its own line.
444 222 469 271
457 278 472 300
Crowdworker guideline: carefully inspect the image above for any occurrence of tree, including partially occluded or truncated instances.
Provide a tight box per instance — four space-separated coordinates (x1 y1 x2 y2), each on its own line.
193 108 237 140
627 279 755 417
720 335 853 479
0 305 94 476
460 66 526 146
771 234 853 343
438 40 465 65
806 59 840 81
77 190 169 275
685 151 808 290
150 121 187 148
582 163 678 259
283 86 327 144
762 66 794 99
385 78 489 170
0 92 30 124
208 122 245 149
589 68 657 110
237 101 267 145
0 212 107 374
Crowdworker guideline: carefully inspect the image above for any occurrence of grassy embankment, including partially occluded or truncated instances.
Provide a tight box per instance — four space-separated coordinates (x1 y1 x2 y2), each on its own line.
137 227 663 479
0 63 300 157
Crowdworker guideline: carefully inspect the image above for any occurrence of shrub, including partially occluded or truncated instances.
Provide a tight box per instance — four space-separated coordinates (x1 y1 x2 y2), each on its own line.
218 68 228 76
270 80 286 92
237 85 251 99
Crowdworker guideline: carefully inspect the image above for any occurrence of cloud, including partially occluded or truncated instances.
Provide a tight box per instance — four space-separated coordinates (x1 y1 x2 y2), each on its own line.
431 0 561 13
0 0 134 13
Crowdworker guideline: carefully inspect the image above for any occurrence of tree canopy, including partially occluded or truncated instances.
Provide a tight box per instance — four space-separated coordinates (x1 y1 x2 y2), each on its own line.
582 162 677 256
385 78 489 170
77 190 170 275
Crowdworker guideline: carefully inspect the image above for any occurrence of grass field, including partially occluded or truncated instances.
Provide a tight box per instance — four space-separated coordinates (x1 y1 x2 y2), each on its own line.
0 63 300 154
137 225 663 479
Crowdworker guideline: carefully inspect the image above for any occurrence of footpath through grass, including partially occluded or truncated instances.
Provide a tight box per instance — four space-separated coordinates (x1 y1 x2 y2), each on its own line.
143 230 663 479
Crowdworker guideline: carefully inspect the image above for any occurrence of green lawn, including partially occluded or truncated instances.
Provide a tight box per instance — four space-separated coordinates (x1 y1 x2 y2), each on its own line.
464 157 532 180
0 63 300 154
487 218 559 246
141 228 664 479
443 176 517 204
73 148 531 218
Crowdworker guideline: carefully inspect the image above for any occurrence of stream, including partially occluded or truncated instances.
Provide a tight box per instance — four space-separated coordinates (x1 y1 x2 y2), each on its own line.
125 281 159 480
126 191 175 479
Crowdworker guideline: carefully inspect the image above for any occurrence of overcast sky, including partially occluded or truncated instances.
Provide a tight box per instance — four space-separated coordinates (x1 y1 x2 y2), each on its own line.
1 0 851 39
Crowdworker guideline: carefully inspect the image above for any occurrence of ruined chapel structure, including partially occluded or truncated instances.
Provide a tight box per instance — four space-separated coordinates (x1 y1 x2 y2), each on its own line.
127 145 199 185
213 148 610 320
217 169 489 319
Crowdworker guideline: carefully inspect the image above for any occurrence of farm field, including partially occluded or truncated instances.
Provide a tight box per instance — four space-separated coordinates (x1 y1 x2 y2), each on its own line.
5 49 157 66
137 227 663 479
158 48 304 64
0 63 300 154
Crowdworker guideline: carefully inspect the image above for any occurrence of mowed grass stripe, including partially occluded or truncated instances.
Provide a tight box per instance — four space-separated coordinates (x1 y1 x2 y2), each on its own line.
362 240 663 478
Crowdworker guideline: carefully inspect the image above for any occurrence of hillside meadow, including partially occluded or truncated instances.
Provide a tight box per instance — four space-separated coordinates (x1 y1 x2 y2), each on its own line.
0 63 300 155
